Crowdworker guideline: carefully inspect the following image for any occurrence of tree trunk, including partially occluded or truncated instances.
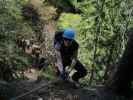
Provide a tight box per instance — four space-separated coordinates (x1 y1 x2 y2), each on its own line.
106 28 133 95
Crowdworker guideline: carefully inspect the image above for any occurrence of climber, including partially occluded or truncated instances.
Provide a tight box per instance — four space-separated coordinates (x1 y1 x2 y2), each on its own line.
54 28 87 86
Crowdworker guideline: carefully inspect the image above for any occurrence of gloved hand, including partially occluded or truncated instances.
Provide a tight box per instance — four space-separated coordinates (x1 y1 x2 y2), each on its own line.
71 59 76 68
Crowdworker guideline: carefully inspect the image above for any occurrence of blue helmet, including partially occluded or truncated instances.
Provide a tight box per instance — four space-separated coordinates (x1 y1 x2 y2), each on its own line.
63 28 75 40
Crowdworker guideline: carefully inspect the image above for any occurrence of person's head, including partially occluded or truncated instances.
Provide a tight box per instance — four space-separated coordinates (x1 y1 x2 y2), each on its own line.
63 28 75 47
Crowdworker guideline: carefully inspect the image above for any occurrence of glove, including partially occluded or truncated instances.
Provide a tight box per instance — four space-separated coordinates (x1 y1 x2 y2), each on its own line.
71 59 76 68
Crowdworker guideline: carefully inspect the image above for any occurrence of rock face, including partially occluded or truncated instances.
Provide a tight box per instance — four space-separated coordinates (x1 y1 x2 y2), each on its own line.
6 80 96 100
0 81 14 100
1 79 133 100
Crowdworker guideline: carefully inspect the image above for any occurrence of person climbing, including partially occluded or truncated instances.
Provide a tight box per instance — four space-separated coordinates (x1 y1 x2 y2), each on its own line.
54 28 87 86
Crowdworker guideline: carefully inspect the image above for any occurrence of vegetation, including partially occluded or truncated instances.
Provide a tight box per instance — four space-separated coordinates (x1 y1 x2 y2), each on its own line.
0 0 32 81
57 0 133 85
0 0 133 99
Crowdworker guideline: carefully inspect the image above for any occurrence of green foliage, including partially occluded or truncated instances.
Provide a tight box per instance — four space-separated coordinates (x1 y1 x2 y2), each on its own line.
0 0 33 39
57 0 133 85
57 13 81 30
0 0 132 85
78 0 133 84
41 65 56 80
0 0 32 81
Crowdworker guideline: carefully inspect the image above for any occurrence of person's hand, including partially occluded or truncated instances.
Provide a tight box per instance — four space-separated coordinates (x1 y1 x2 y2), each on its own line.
71 59 76 67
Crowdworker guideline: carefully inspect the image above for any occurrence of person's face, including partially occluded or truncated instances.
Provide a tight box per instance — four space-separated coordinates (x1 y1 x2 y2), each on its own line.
63 38 72 47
